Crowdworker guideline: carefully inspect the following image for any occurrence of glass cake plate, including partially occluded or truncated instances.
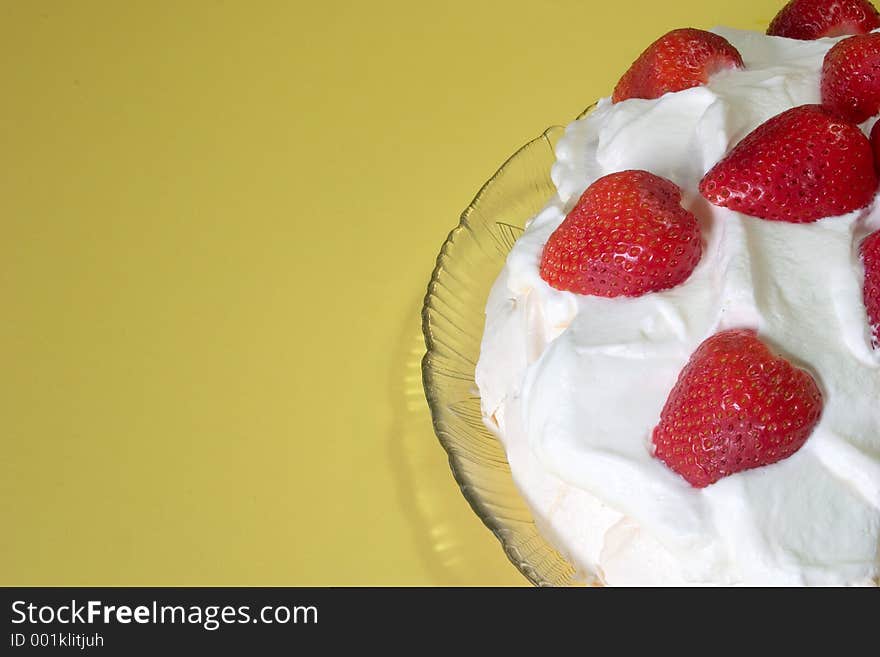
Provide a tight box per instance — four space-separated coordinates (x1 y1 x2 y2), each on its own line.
421 111 595 586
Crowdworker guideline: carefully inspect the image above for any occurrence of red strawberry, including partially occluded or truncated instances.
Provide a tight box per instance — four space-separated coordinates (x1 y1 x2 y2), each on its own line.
539 170 702 298
652 329 823 488
860 230 880 346
821 33 880 123
612 28 743 103
699 105 878 222
767 0 880 40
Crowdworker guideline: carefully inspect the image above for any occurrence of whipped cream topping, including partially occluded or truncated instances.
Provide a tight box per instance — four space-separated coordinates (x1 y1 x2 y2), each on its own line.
475 27 880 586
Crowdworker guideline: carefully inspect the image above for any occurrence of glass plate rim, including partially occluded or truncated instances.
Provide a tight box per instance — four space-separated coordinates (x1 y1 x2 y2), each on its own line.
420 122 572 586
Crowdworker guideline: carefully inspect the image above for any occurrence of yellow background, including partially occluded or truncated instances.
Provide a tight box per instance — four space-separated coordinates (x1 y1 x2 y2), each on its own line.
2 0 782 585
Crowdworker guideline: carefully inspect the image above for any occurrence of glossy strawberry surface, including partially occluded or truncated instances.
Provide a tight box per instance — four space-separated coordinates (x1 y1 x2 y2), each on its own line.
767 0 880 40
612 28 743 103
861 230 880 347
700 105 878 222
821 33 880 123
652 330 823 488
540 170 702 297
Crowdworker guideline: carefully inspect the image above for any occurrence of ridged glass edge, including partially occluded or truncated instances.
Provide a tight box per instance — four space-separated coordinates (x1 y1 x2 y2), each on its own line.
420 126 567 587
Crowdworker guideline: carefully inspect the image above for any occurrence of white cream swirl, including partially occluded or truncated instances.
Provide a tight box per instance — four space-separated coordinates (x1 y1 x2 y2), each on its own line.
475 27 880 586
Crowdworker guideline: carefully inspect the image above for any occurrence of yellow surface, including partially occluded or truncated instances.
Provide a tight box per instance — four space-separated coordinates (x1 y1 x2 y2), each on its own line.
2 0 785 585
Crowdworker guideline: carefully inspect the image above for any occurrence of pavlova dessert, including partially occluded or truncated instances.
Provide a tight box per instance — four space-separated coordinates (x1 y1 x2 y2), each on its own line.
475 0 880 585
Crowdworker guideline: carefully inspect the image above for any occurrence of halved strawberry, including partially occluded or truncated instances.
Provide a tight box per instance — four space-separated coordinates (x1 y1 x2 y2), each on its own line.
822 33 880 123
612 28 743 103
861 230 880 346
700 105 878 222
539 170 702 298
767 0 880 40
652 329 823 488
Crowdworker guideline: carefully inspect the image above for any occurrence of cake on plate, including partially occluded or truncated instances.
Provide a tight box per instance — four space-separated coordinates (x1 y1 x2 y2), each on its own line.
475 0 880 585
